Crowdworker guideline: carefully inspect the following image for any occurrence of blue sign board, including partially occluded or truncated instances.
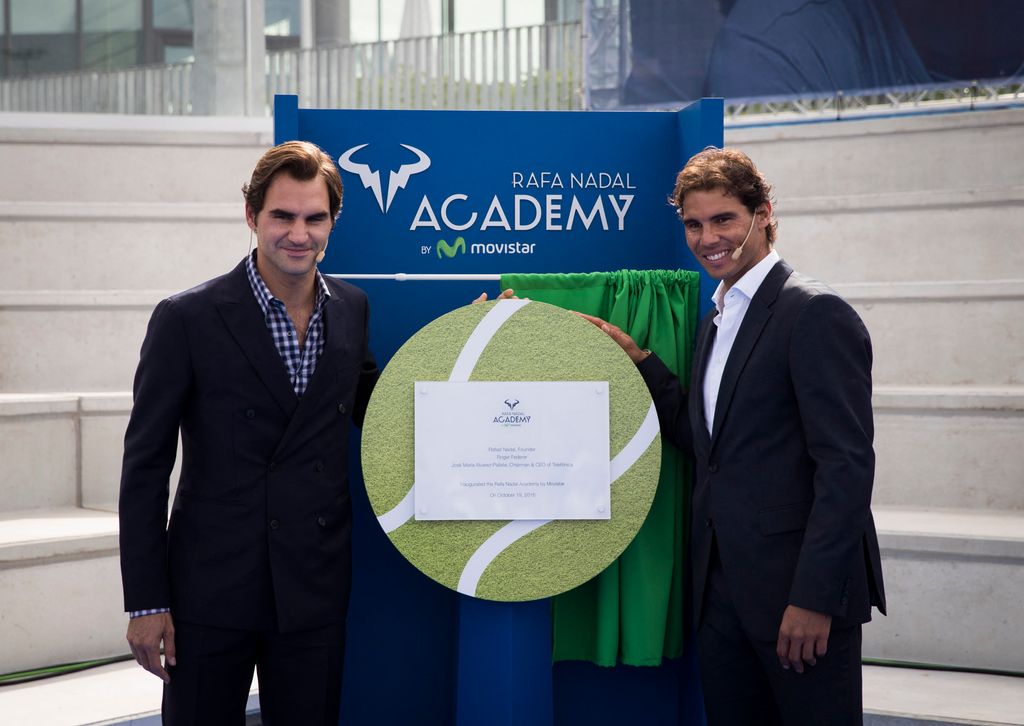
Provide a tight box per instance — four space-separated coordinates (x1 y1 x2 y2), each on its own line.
273 95 722 726
276 94 721 283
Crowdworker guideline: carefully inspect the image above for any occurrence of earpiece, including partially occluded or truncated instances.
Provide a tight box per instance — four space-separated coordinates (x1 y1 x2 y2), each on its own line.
731 211 760 261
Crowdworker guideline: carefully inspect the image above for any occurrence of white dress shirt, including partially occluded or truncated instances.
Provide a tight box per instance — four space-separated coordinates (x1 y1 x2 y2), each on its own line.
702 248 781 434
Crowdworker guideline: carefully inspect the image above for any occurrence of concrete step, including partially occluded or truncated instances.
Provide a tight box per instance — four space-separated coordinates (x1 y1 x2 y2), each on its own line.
868 507 1024 673
838 280 1024 387
3 381 1018 528
0 112 272 205
873 386 1024 511
0 393 149 514
3 281 1021 392
0 507 126 675
863 665 1024 726
775 187 1024 286
0 114 268 293
0 660 259 726
4 192 1012 292
0 205 244 291
727 108 1024 201
0 292 160 393
0 395 79 512
3 385 1019 516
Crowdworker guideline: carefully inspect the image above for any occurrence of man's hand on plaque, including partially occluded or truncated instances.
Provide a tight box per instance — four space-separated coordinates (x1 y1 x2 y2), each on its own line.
472 288 518 304
573 313 650 365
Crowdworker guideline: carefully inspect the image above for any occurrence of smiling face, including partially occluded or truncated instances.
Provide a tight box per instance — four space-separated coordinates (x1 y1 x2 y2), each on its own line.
682 187 771 291
246 172 332 294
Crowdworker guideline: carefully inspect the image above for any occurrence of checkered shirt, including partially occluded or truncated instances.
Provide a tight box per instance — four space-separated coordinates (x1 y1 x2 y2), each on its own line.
128 254 330 619
245 251 330 398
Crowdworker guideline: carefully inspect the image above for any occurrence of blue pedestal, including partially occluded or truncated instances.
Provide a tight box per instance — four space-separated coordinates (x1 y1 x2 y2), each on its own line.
456 597 553 726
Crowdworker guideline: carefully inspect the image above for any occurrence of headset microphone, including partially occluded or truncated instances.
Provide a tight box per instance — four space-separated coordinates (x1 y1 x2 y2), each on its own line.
316 238 328 264
730 212 759 261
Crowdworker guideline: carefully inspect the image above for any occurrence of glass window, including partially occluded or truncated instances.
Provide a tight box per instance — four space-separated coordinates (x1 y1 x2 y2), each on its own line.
454 0 500 33
352 0 445 43
386 0 440 40
265 0 299 37
83 30 143 69
8 35 77 75
350 0 380 43
81 0 143 71
83 0 143 32
506 1 543 27
11 0 76 33
379 0 403 41
154 0 193 30
9 0 77 76
164 45 194 64
555 0 581 23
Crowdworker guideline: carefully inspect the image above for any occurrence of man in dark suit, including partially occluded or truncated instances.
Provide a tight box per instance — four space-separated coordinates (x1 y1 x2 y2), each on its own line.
583 148 885 724
119 141 379 724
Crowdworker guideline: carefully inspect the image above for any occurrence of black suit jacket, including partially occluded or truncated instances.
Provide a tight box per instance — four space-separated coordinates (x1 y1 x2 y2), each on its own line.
639 259 885 641
119 258 379 633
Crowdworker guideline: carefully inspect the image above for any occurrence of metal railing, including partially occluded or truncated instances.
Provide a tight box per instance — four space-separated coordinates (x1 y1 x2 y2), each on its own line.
266 22 583 111
724 79 1024 125
0 62 192 115
0 21 582 115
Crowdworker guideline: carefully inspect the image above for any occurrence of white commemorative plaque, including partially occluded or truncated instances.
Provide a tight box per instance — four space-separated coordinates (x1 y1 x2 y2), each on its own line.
414 381 610 520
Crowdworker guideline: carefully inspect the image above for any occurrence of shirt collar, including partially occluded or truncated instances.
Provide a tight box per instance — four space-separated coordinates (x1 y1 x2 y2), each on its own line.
711 248 781 313
245 251 331 317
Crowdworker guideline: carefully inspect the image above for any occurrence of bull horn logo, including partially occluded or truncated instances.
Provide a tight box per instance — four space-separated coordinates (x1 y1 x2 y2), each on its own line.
337 143 431 214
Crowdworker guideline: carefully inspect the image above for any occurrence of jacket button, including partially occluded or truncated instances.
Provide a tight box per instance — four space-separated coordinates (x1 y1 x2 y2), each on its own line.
270 519 279 530
337 403 347 414
245 408 255 419
706 518 714 529
269 462 277 472
317 516 327 527
708 462 719 473
315 461 324 472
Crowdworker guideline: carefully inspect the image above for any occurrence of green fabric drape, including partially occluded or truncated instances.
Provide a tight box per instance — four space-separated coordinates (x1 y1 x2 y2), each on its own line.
499 270 701 667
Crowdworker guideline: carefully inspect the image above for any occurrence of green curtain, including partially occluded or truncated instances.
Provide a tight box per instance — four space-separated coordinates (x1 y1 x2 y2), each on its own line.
499 270 701 667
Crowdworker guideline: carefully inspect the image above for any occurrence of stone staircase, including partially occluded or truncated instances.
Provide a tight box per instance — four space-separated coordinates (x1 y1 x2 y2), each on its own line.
0 108 1020 724
0 112 272 676
727 108 1024 677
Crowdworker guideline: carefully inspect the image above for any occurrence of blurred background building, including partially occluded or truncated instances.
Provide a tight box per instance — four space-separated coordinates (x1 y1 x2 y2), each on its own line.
2 0 1021 117
0 0 583 114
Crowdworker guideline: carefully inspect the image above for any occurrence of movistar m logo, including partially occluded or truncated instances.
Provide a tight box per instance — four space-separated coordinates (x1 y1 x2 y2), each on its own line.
337 143 431 213
436 237 465 258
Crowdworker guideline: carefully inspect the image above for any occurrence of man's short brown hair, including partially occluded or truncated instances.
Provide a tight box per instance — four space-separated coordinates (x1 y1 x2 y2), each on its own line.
671 147 777 244
243 141 343 222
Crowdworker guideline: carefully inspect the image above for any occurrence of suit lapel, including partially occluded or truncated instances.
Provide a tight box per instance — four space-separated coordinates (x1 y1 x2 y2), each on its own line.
273 288 351 459
216 262 298 419
709 260 792 448
691 312 717 452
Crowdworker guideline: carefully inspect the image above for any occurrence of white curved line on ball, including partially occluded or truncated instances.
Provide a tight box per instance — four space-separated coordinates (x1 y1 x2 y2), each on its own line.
457 519 550 595
378 486 416 534
457 400 661 596
610 401 660 481
376 298 530 533
449 298 530 381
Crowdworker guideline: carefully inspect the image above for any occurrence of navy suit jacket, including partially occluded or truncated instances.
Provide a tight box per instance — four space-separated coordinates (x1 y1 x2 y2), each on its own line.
639 259 885 640
119 258 379 633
